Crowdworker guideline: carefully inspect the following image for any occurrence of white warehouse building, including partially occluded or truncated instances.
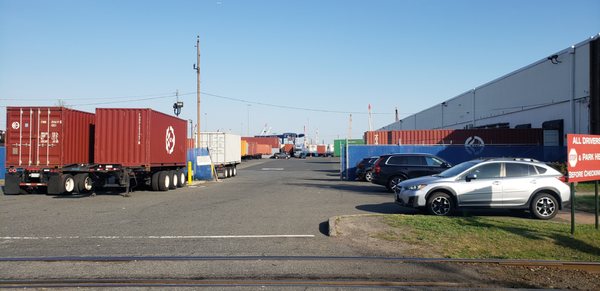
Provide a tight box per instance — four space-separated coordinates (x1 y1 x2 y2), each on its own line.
380 34 600 147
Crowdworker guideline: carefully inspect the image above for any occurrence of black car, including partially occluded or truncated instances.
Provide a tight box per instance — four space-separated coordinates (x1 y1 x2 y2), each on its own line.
371 153 451 192
355 156 379 182
271 152 290 159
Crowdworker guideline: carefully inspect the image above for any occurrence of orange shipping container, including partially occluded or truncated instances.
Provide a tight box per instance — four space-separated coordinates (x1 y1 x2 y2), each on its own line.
283 144 294 154
242 137 280 149
317 145 326 154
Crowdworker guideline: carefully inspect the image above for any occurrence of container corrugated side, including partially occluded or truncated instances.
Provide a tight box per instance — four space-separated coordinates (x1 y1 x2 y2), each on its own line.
199 132 241 165
241 137 280 149
6 106 94 168
94 108 186 167
387 129 544 145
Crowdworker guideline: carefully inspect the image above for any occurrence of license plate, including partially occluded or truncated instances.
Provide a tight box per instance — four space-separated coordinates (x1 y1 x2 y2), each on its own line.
29 173 40 178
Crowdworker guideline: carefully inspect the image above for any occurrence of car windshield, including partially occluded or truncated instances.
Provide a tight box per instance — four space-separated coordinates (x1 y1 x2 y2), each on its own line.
435 161 480 178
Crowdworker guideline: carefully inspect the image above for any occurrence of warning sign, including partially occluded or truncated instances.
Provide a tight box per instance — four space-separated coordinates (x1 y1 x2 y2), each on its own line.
567 134 600 182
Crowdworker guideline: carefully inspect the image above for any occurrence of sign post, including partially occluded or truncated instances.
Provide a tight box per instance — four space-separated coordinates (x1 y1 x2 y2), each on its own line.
567 134 600 234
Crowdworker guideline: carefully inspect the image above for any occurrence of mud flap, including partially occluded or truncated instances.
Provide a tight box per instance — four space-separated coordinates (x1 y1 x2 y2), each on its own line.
47 174 64 195
4 173 22 195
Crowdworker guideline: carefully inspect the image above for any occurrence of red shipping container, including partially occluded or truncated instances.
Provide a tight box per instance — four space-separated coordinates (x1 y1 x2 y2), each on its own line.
241 137 280 149
317 145 327 154
94 108 187 167
256 144 272 155
6 107 94 168
365 131 390 145
368 129 544 145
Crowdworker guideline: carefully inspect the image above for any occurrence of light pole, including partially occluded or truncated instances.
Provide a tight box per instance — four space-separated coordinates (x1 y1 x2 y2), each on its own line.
194 36 201 147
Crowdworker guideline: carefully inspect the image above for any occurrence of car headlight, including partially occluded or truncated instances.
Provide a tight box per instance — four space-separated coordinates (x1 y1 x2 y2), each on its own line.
406 184 427 190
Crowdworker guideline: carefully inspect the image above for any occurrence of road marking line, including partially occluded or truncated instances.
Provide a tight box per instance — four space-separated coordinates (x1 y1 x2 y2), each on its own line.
0 235 315 240
261 168 284 171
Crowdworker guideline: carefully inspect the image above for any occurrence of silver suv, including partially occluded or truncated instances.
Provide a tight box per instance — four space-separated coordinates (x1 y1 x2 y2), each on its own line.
395 158 570 219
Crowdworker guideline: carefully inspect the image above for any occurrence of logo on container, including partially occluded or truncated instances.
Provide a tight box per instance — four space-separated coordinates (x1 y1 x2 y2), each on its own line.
12 122 20 130
166 126 176 154
465 136 485 155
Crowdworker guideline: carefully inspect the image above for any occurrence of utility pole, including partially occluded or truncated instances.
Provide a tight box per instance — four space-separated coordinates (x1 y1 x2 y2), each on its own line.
348 114 352 139
194 36 201 147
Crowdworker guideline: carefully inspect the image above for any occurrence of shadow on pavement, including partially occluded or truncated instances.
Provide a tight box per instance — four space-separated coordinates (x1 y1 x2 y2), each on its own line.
356 203 417 214
319 221 329 236
287 181 391 195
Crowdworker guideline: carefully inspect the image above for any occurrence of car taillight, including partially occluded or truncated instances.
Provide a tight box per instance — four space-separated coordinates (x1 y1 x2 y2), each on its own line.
8 168 17 173
373 158 382 174
557 176 567 183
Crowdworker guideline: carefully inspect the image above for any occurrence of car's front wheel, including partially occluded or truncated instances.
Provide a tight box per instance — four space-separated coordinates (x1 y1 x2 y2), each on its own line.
530 192 558 220
387 176 405 192
427 192 454 216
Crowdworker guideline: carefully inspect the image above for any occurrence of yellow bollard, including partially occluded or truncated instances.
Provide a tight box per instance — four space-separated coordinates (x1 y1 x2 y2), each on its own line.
187 161 193 184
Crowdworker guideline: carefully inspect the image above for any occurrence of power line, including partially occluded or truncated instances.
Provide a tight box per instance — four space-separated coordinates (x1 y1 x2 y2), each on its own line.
1 90 403 115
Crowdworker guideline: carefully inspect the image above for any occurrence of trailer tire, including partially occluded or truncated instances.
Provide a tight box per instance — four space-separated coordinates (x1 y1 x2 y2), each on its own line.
158 171 170 191
169 171 178 190
177 170 186 187
151 172 160 191
75 174 93 193
232 166 237 177
223 168 229 179
61 174 76 194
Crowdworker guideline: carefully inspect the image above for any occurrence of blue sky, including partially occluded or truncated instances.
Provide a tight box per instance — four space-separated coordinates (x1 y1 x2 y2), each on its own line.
1 0 599 143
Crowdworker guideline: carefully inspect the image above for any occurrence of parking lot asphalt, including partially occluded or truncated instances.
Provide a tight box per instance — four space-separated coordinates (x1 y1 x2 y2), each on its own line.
3 157 600 289
0 157 395 258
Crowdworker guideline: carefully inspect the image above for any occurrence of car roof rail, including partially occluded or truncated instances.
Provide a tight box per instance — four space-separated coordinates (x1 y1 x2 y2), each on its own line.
484 157 540 163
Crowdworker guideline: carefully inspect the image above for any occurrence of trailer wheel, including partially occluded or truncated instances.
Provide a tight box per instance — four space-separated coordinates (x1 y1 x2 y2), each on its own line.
169 171 178 190
61 174 75 194
222 168 229 179
177 170 186 187
151 172 160 191
158 171 170 191
232 166 237 177
75 174 93 193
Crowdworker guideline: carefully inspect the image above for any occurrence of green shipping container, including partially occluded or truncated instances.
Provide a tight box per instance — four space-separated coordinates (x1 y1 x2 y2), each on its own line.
333 139 364 157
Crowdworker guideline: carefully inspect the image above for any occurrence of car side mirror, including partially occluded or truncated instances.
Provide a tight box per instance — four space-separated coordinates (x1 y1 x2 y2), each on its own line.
466 174 477 182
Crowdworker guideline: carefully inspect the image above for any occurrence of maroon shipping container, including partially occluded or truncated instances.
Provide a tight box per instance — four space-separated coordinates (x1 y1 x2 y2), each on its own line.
365 129 544 145
242 137 280 149
5 107 94 168
94 108 187 167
